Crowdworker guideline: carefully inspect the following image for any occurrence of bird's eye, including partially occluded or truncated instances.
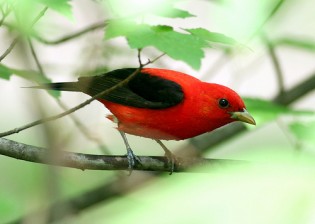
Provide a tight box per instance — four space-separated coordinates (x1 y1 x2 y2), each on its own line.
219 98 229 108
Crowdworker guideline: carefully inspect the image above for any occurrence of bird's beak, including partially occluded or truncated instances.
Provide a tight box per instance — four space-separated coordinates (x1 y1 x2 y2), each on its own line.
230 108 256 125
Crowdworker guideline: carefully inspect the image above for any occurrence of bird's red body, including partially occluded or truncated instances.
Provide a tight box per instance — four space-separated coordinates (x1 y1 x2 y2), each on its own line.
100 68 246 140
33 67 255 171
35 67 254 141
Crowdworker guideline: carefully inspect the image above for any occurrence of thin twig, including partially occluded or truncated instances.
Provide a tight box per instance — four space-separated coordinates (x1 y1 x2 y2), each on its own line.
56 100 110 154
0 52 165 138
262 33 285 94
27 38 44 74
0 3 11 27
0 36 19 62
201 0 284 80
27 38 110 153
247 0 285 41
33 21 107 45
148 52 166 64
273 73 315 105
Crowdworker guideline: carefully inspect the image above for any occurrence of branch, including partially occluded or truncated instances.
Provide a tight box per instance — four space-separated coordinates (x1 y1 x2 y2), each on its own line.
0 36 19 62
27 38 109 153
262 33 285 94
0 138 244 172
201 1 285 80
273 73 315 105
0 3 11 27
247 0 285 40
33 21 107 45
56 100 110 153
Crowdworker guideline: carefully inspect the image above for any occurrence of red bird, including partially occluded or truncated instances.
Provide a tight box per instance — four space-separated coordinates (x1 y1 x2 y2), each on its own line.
34 68 255 171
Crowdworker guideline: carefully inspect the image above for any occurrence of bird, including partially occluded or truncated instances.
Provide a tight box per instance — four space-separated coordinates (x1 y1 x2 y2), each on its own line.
31 68 255 172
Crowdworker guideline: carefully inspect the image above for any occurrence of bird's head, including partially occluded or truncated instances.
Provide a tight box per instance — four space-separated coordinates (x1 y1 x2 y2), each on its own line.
202 83 256 127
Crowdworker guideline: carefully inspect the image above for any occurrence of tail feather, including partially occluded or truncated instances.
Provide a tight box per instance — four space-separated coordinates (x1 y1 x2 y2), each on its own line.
28 82 80 92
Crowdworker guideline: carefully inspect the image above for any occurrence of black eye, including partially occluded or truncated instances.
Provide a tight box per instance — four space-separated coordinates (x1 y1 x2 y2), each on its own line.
219 98 229 108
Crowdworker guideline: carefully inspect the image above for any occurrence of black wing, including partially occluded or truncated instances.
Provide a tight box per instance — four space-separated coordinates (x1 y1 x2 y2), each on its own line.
76 68 184 109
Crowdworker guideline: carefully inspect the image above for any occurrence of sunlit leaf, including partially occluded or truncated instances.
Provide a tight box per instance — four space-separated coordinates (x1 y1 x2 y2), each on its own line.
0 64 12 80
35 0 73 20
211 0 282 41
186 28 238 45
105 20 207 69
105 0 194 19
9 0 73 23
151 5 195 18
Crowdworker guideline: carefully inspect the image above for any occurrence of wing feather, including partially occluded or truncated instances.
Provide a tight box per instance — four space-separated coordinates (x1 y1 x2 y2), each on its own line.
77 68 184 109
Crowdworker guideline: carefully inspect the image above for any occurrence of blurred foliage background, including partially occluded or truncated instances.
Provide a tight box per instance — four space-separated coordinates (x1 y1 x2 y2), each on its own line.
0 0 315 223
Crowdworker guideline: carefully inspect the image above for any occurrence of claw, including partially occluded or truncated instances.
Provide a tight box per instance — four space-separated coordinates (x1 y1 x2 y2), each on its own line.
164 150 176 175
126 147 141 175
120 131 141 174
155 140 176 174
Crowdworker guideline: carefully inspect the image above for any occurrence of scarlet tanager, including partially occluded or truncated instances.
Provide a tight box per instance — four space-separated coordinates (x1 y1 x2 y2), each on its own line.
33 68 255 171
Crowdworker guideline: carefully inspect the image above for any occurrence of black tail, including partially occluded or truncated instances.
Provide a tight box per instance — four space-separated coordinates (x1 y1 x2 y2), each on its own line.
28 82 80 92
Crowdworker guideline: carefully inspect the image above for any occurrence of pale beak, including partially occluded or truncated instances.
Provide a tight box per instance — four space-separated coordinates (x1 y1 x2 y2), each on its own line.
230 108 256 125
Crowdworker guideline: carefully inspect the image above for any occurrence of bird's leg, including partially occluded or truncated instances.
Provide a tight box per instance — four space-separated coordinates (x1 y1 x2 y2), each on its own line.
119 131 141 174
155 140 176 174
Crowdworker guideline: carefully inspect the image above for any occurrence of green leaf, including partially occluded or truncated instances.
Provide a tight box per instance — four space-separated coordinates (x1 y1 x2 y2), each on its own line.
105 0 194 19
12 0 73 22
0 64 12 80
0 64 60 98
35 0 73 20
105 20 207 69
151 4 195 18
289 120 315 146
244 98 314 125
186 28 238 45
3 0 73 37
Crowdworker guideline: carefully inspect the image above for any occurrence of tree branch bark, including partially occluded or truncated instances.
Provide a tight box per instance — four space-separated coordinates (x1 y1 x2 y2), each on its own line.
0 137 243 173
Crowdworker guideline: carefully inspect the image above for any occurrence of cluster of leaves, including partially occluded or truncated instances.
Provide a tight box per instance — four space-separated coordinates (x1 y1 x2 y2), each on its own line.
105 20 237 69
103 1 239 69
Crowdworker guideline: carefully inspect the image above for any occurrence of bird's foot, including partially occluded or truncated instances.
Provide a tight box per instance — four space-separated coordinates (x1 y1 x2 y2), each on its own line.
155 139 177 174
164 150 177 175
126 147 141 175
